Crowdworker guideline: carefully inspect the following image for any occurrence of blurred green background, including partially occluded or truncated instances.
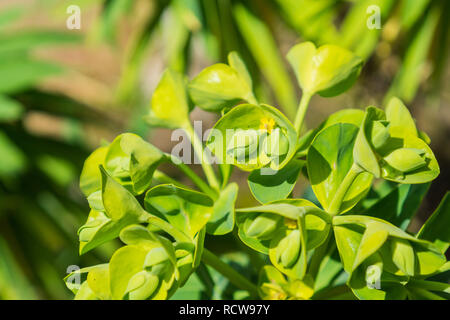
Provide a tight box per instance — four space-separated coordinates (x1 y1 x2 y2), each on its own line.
0 0 449 299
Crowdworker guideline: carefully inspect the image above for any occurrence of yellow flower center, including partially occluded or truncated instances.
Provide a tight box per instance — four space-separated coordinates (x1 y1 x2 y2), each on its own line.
284 218 297 229
259 117 276 133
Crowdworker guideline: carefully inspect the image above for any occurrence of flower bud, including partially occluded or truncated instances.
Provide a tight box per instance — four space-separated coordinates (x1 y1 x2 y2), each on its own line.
262 128 289 157
243 213 281 239
383 148 426 173
276 230 301 268
371 120 390 150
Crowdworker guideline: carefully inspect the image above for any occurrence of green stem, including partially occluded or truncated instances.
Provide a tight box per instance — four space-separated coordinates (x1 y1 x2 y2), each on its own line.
328 163 363 215
307 232 332 282
166 154 218 199
294 92 312 135
154 170 190 189
184 124 221 191
141 212 191 243
202 248 259 298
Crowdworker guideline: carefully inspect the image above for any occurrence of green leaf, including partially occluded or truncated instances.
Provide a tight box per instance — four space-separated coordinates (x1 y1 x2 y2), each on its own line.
79 145 109 197
333 215 446 276
207 103 297 171
386 6 440 103
86 264 111 300
109 245 152 299
104 133 164 195
390 239 415 276
78 167 145 254
147 69 191 129
144 184 213 239
308 123 373 213
206 183 238 235
287 41 363 97
348 253 408 300
248 159 304 204
188 52 255 112
363 183 430 230
351 223 389 272
385 97 418 138
233 4 297 118
353 107 385 177
418 192 450 253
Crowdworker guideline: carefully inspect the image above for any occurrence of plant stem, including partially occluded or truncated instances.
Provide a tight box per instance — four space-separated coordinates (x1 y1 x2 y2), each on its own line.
166 154 218 199
141 212 191 243
184 124 221 191
307 232 332 282
294 92 312 135
328 163 363 215
154 170 190 189
202 248 259 298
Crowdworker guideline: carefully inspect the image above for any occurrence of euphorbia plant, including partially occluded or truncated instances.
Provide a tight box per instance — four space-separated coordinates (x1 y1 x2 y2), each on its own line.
66 42 449 300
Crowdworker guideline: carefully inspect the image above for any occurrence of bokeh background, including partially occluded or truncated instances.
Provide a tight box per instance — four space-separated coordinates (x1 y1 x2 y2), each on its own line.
0 0 448 299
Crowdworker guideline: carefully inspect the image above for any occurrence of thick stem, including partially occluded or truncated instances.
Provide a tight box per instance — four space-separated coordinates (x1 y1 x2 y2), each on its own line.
184 124 221 191
328 163 363 215
294 92 312 135
202 248 259 298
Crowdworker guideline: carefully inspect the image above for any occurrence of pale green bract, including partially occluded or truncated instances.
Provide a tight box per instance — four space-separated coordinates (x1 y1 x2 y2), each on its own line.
71 42 448 301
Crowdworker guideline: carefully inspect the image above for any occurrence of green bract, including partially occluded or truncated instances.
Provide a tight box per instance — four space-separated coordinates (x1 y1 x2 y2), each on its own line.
287 41 363 97
308 123 373 214
78 167 146 254
71 41 448 301
189 52 256 112
146 69 192 129
354 99 439 183
207 103 297 171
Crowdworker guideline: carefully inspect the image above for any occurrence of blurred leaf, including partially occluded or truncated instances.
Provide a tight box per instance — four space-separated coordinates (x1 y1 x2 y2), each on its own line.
0 94 24 121
0 57 62 94
386 6 440 103
233 4 297 118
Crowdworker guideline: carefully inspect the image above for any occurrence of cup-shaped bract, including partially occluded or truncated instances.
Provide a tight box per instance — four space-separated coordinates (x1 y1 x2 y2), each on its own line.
147 69 192 129
109 239 179 300
287 42 363 97
354 104 439 184
80 133 164 201
188 52 255 112
333 215 446 299
104 133 165 195
144 184 214 240
207 103 297 171
237 199 330 280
